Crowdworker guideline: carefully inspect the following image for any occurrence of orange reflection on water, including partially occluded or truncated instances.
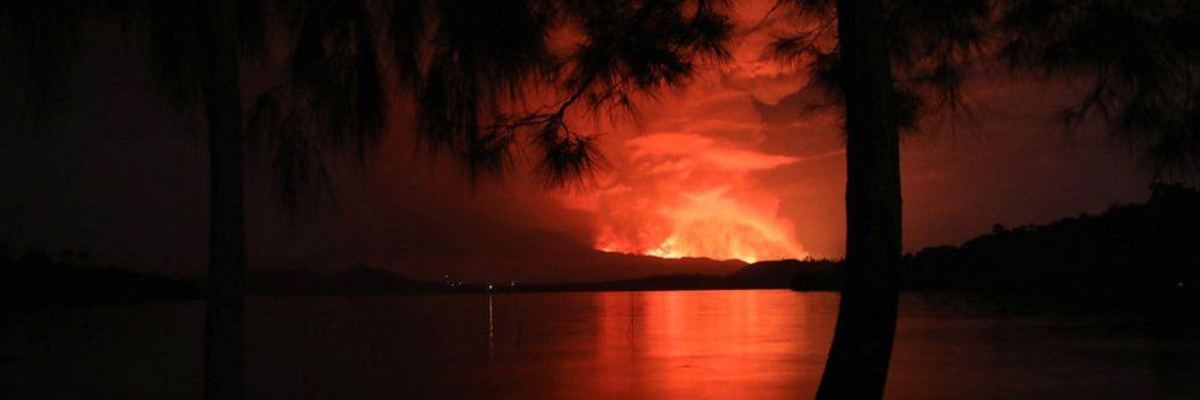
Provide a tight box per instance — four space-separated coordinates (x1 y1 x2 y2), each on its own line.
17 291 1195 400
582 290 834 400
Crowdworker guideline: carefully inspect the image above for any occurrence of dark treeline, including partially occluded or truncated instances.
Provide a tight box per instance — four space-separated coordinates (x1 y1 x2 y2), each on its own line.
248 264 443 296
789 184 1199 295
6 184 1198 307
0 246 202 309
901 184 1198 294
488 259 839 292
0 248 833 307
789 184 1200 298
0 256 451 308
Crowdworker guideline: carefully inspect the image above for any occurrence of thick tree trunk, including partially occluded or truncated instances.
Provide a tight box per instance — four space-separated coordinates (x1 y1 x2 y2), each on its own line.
203 1 246 400
814 0 903 400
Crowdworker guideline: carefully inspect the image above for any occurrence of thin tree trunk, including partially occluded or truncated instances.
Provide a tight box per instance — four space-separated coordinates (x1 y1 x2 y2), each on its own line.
814 0 903 399
203 1 246 400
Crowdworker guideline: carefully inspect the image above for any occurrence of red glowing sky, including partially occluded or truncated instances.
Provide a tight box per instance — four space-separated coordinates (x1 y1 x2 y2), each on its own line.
551 0 1149 264
0 1 1153 282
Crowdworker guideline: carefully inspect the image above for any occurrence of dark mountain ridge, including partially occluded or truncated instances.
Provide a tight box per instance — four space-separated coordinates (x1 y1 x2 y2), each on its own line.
898 183 1199 293
5 184 1197 307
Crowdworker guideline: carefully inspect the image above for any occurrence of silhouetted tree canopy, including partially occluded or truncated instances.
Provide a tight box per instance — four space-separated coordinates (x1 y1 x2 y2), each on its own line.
1 0 734 209
766 0 1200 179
1000 0 1200 180
767 0 990 133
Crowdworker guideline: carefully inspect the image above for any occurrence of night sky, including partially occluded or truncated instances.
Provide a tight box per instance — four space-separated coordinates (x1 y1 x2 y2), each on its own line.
0 2 1153 282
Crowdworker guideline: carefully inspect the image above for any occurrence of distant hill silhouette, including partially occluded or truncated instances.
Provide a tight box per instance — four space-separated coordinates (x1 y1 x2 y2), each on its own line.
733 259 839 289
0 248 201 308
243 260 838 295
491 259 838 292
783 184 1199 296
899 183 1199 294
6 184 1197 306
248 264 440 296
0 249 828 307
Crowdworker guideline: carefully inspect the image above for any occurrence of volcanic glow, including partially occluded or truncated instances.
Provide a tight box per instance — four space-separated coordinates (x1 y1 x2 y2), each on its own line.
559 1 815 264
582 133 808 263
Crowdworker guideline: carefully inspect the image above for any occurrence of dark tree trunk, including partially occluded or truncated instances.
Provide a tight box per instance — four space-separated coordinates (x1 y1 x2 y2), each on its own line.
203 1 246 400
814 0 903 399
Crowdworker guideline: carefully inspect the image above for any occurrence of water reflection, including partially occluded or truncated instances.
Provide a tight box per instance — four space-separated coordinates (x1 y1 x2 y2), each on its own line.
588 290 827 400
4 291 1199 400
247 290 832 400
487 294 495 360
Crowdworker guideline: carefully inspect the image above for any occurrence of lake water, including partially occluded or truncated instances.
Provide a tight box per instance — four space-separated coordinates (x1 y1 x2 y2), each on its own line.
3 290 1199 400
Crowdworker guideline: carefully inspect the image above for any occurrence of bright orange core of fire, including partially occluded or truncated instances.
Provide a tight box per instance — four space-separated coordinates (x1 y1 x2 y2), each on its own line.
593 185 807 263
575 130 808 264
